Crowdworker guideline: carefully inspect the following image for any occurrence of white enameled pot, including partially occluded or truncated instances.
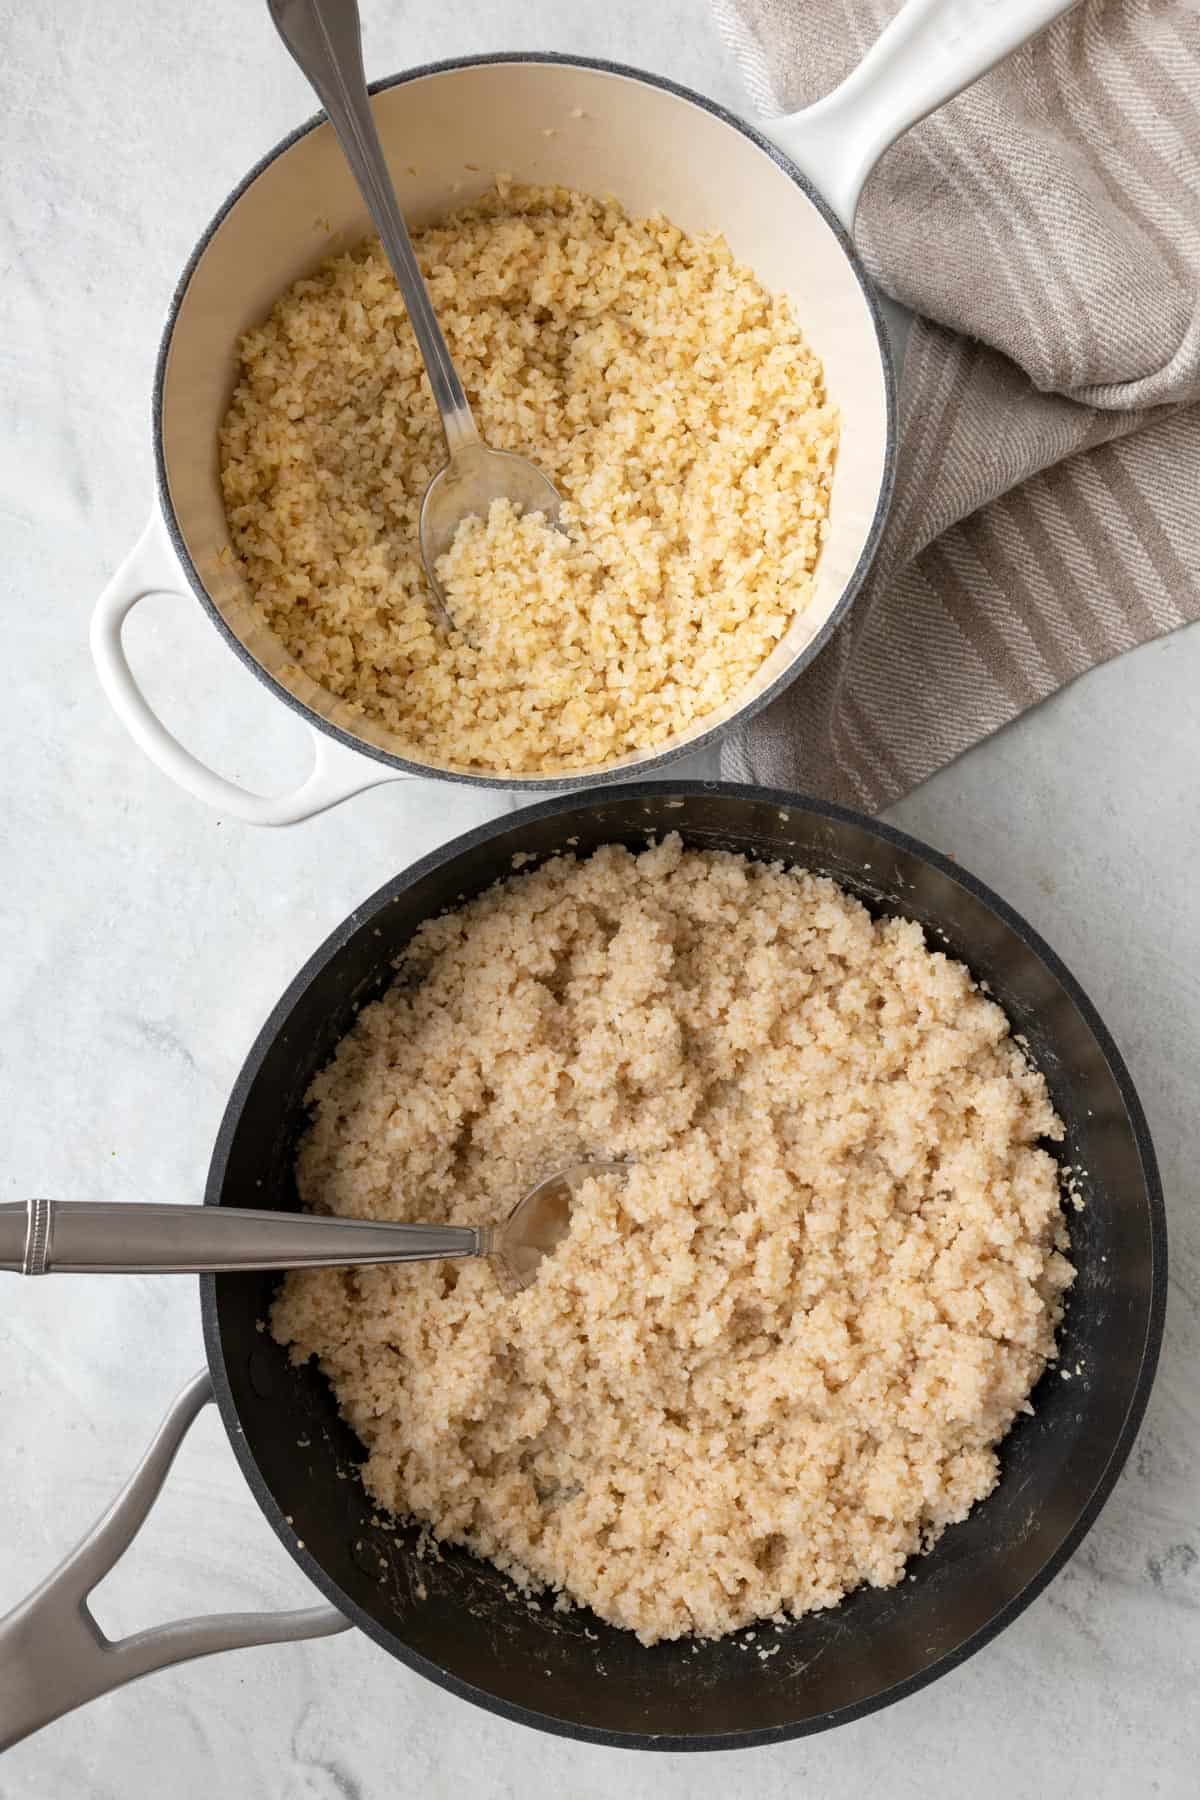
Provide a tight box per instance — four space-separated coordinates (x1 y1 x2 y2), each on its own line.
92 0 1076 825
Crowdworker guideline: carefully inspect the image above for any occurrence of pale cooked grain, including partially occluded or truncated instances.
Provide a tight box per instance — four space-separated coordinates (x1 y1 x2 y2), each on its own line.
271 838 1073 1643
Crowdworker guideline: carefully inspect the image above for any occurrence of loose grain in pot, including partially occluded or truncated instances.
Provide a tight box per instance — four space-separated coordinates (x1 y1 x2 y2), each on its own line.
219 183 838 774
271 838 1074 1645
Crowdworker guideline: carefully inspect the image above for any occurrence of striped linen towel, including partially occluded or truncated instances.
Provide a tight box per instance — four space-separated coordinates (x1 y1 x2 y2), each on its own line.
713 0 1200 809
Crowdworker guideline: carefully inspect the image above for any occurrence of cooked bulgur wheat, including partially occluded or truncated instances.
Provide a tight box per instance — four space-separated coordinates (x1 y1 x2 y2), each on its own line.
271 839 1073 1644
219 183 838 773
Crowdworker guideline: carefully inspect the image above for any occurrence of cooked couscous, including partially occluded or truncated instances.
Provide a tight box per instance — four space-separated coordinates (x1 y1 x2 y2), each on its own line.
219 183 838 773
271 839 1073 1644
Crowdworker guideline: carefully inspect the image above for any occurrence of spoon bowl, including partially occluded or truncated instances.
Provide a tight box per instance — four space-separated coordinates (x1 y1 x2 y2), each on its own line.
420 442 565 630
484 1160 630 1293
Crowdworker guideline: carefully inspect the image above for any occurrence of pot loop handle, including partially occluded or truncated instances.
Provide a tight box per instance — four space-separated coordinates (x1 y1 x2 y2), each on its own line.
91 512 406 826
765 0 1080 231
0 1370 350 1751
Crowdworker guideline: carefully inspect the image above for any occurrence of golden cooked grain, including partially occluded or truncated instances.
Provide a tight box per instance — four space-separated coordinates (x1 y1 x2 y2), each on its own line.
219 183 837 773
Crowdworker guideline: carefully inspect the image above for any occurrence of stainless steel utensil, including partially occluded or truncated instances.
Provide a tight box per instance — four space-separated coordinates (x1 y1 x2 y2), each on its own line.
266 0 563 628
0 1161 625 1291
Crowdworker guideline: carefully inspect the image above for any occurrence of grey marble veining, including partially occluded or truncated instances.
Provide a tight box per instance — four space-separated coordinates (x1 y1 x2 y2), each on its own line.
1 2 1196 1795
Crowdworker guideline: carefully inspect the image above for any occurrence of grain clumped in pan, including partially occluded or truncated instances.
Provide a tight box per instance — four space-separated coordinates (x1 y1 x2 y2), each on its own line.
219 183 838 774
271 839 1073 1643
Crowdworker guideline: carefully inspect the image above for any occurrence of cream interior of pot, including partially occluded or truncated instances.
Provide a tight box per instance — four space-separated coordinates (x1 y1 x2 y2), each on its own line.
158 60 891 780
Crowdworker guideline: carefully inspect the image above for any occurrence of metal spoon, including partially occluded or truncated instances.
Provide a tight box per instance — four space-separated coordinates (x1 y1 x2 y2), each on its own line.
266 0 563 628
0 1163 627 1293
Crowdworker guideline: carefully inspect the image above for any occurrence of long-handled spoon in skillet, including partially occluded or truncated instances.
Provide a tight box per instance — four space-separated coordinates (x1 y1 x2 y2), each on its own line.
1 1163 628 1295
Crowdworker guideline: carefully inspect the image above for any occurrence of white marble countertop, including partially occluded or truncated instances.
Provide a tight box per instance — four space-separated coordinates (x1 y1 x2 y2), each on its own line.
2 1 1197 1794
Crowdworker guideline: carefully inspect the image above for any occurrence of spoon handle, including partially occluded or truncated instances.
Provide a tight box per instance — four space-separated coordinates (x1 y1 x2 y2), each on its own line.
0 1200 481 1275
267 0 479 458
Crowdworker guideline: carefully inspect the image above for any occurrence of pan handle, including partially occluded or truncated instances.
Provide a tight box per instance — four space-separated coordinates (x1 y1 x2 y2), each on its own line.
765 0 1080 230
90 511 406 825
0 1370 350 1751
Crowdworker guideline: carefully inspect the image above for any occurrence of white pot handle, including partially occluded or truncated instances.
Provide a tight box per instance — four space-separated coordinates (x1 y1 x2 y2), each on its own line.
765 0 1080 231
91 512 407 826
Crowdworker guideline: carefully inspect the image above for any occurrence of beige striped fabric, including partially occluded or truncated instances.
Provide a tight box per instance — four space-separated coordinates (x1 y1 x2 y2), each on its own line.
712 0 1200 809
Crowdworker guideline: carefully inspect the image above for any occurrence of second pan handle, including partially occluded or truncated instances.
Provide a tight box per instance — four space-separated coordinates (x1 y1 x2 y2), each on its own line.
766 0 1080 230
0 1199 481 1275
0 1371 349 1752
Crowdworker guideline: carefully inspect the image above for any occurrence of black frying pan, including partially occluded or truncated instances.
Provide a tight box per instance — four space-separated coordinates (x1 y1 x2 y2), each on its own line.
1 784 1166 1750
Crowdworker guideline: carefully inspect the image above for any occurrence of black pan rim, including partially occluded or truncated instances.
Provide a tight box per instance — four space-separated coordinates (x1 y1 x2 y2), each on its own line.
150 50 898 791
200 780 1167 1751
